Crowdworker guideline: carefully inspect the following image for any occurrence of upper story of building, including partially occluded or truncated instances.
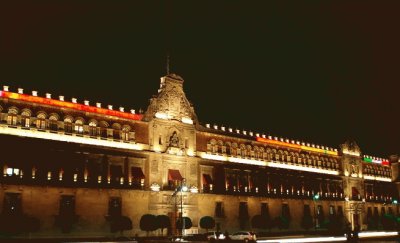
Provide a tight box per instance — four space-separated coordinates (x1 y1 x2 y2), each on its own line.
0 74 397 189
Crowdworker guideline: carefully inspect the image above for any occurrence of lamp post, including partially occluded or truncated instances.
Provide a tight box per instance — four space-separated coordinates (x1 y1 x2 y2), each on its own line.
313 193 320 229
173 178 188 237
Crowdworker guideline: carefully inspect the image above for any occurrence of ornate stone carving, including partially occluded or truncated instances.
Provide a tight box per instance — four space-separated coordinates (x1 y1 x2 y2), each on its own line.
341 140 361 156
144 74 198 123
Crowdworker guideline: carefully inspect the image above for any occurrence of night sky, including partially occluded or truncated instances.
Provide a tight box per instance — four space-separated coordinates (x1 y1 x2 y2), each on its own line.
0 2 399 157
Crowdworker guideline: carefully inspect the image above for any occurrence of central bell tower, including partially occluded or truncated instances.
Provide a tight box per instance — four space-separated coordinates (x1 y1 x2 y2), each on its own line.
144 73 198 157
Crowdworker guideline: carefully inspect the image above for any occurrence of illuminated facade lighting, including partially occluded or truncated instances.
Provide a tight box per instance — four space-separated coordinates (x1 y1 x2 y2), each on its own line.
256 137 338 156
150 183 161 192
363 175 391 182
0 125 145 151
200 152 339 175
0 91 142 121
181 117 193 124
363 156 390 166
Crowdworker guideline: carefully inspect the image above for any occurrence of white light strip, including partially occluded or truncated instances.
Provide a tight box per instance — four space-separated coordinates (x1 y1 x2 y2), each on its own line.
267 162 339 175
258 236 346 243
228 157 268 166
181 117 193 124
342 149 360 157
363 175 392 182
200 153 228 161
0 126 146 151
359 231 398 238
200 153 339 175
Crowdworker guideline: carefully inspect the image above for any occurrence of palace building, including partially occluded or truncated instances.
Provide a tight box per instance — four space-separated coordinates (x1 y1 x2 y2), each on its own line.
0 73 398 238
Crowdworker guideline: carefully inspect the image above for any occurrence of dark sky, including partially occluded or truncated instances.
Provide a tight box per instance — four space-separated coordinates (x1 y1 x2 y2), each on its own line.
0 2 399 157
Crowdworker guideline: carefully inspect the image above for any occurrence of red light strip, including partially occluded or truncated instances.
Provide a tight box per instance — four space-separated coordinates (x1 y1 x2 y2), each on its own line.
0 91 143 121
256 137 338 156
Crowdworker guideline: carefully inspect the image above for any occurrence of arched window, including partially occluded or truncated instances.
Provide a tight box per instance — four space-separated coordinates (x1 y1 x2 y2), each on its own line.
99 121 109 138
74 119 84 134
225 142 231 155
64 117 73 133
7 107 18 125
89 120 97 136
49 114 59 131
112 123 121 139
121 125 131 141
36 112 47 130
210 139 217 154
21 110 31 128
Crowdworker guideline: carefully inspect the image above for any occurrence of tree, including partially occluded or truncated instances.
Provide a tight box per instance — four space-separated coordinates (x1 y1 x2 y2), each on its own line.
199 216 215 233
156 215 171 236
140 214 158 236
176 217 192 230
110 216 132 235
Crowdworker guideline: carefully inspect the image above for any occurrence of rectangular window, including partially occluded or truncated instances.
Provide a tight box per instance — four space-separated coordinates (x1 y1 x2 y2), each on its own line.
168 169 183 189
239 202 249 219
329 205 335 215
131 166 145 187
89 126 97 136
65 122 73 133
36 119 46 130
159 135 162 145
122 131 129 141
49 120 58 131
215 202 225 218
282 203 290 218
110 165 123 185
3 193 22 216
100 128 108 138
74 124 83 134
261 203 268 216
21 117 30 128
7 115 17 125
108 197 122 217
59 195 75 216
5 167 21 177
185 138 188 149
113 130 120 139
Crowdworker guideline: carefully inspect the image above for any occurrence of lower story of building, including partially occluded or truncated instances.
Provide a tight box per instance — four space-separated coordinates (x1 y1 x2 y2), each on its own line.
0 184 397 239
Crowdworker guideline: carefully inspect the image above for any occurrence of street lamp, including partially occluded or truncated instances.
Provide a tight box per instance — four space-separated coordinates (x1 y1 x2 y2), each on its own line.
173 178 188 237
313 193 320 229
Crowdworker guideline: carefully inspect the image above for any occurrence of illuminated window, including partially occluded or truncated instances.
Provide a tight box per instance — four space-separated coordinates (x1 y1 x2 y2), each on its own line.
6 167 21 177
6 107 18 126
21 110 31 128
121 126 130 141
7 114 17 125
89 121 97 136
36 113 46 130
64 117 73 133
49 115 58 131
74 119 84 134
